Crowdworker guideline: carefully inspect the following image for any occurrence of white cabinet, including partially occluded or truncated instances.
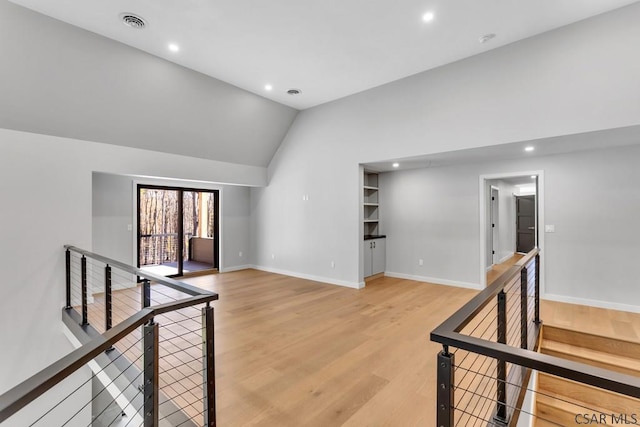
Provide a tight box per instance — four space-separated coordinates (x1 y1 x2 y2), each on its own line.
364 238 386 277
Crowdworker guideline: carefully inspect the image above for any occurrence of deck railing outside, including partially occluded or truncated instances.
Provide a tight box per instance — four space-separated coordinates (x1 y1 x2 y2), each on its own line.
139 233 196 267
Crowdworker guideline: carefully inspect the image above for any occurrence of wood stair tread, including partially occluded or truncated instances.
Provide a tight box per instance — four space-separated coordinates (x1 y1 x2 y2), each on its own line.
541 339 640 374
543 324 640 358
537 372 640 413
534 325 640 426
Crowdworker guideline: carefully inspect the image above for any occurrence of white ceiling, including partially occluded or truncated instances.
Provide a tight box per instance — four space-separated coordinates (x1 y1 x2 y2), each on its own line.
363 125 640 172
9 0 640 110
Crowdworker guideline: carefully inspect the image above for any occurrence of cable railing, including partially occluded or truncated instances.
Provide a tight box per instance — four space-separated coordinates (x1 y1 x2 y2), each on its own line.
431 248 640 426
139 233 196 267
0 246 218 426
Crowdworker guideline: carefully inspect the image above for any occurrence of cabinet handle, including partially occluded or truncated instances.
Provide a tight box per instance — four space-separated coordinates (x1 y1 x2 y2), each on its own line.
373 242 376 248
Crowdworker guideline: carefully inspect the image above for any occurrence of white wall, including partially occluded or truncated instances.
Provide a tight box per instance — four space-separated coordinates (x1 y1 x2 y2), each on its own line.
0 127 265 393
0 1 298 167
251 3 640 288
92 173 252 271
379 144 640 312
379 167 480 288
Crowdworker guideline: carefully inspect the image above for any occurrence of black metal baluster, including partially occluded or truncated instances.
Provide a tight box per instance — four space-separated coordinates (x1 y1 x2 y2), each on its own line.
143 319 159 427
520 267 528 350
495 290 508 424
437 346 454 427
142 279 151 308
81 255 88 326
534 253 541 324
203 304 217 426
105 264 112 331
65 249 71 309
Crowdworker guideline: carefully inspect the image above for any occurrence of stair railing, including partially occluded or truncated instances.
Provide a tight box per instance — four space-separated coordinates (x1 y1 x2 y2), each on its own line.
0 246 219 426
431 248 640 426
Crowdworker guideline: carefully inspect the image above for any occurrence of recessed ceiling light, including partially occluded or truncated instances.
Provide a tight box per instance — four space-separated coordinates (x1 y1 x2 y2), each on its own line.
168 43 179 53
525 146 535 152
531 175 537 179
287 89 301 95
422 12 435 23
479 33 496 44
392 163 400 168
265 84 273 91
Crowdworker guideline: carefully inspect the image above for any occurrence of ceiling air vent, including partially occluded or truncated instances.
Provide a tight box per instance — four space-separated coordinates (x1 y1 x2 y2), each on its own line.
287 89 301 95
120 13 147 29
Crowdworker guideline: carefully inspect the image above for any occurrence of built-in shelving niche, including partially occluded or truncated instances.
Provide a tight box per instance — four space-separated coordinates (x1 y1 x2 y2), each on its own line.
363 172 380 236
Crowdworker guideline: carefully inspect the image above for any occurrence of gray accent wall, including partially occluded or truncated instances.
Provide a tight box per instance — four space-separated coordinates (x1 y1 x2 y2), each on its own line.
0 1 298 167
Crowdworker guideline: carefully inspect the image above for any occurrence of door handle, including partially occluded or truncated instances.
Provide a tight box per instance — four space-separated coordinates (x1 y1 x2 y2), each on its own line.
528 227 535 230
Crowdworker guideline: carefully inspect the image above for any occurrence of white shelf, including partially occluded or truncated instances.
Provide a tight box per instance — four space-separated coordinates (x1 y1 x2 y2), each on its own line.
363 219 379 223
363 186 378 190
363 203 379 206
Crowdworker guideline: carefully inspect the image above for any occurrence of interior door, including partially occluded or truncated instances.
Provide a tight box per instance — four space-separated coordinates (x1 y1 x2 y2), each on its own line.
491 187 499 265
516 195 535 253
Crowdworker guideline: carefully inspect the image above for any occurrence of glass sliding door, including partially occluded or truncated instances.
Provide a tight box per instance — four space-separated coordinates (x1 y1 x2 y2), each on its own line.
182 191 218 273
138 187 180 276
138 185 218 277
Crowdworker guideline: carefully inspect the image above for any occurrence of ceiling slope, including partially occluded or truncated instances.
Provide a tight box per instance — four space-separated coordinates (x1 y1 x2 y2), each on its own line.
9 0 640 109
0 1 298 167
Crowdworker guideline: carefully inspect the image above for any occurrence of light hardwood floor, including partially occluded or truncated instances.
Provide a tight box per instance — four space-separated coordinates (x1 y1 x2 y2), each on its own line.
540 300 640 341
182 270 478 426
83 266 640 426
486 253 524 285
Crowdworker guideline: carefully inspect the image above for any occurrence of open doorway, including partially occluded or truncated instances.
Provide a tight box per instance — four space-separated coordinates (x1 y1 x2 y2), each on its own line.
137 184 219 277
480 172 542 287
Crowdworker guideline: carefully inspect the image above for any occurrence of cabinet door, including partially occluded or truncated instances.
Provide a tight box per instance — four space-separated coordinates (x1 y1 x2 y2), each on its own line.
371 238 386 275
363 240 373 277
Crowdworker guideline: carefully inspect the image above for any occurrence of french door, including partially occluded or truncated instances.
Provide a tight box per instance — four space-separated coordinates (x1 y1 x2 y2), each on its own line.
137 185 219 277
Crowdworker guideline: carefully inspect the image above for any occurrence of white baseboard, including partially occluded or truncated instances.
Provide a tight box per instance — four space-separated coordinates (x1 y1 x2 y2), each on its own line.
384 271 482 290
251 265 364 289
219 264 252 273
543 293 640 314
499 252 515 264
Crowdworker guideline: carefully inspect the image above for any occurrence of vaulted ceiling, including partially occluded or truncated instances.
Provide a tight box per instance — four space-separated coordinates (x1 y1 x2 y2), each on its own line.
10 0 639 109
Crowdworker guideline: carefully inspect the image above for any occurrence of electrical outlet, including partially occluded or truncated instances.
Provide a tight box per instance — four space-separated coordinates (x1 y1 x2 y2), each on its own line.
271 253 275 259
419 259 424 266
239 251 243 257
331 261 335 269
127 224 132 231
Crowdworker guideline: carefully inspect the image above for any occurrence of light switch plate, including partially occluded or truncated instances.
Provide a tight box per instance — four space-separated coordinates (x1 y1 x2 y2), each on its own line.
545 225 555 233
